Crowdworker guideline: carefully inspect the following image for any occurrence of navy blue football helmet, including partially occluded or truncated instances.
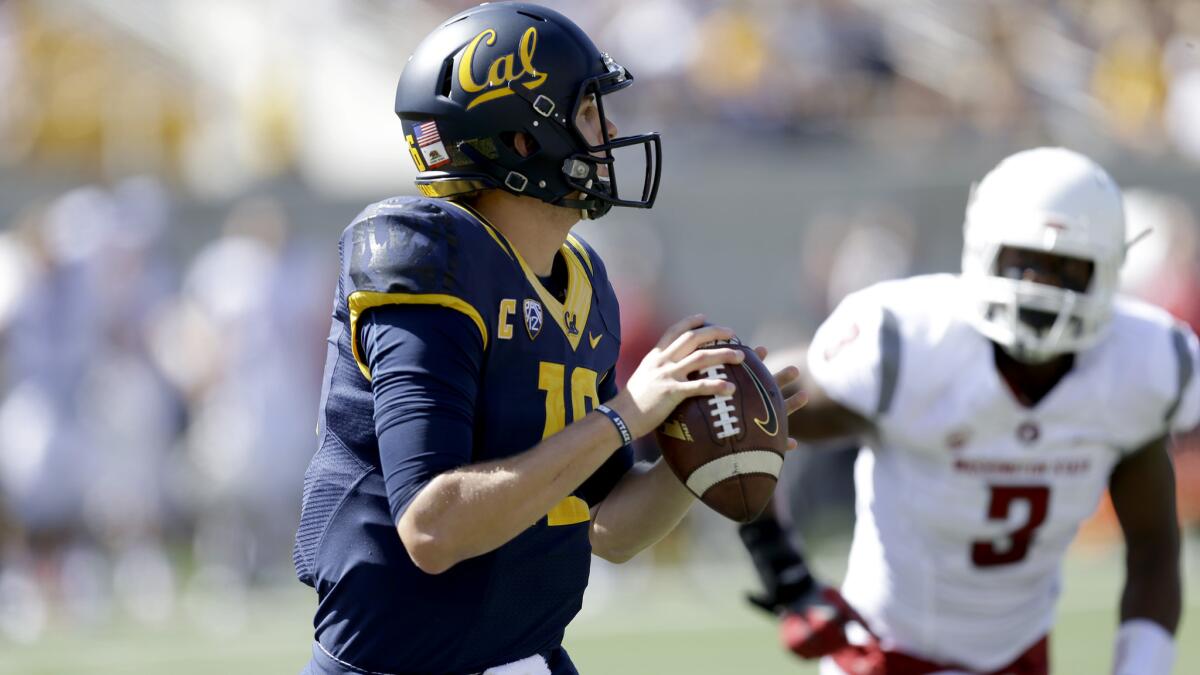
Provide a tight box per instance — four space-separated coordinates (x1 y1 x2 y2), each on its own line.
395 2 661 219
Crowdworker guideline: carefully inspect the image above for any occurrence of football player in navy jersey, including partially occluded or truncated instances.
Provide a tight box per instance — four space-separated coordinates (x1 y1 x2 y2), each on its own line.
294 3 801 674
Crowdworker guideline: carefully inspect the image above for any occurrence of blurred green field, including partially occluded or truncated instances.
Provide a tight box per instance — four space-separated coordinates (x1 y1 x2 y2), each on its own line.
0 544 1196 674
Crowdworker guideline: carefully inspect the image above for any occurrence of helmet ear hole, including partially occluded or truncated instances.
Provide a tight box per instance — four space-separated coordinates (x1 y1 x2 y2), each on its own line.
500 131 541 158
438 57 454 98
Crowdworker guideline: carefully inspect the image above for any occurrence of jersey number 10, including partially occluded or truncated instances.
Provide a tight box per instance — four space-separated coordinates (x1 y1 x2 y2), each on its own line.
537 361 601 439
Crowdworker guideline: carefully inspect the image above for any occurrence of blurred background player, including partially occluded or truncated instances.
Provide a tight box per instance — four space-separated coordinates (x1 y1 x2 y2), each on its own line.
291 3 800 674
741 147 1196 675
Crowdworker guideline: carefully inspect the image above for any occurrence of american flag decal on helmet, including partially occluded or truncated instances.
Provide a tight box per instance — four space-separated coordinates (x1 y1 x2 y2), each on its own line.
414 120 451 169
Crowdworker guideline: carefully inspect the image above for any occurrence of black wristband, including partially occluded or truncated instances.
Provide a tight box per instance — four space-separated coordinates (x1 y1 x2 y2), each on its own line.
596 404 633 446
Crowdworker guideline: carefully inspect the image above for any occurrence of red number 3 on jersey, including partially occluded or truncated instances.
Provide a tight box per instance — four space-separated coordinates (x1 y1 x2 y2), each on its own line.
972 485 1050 567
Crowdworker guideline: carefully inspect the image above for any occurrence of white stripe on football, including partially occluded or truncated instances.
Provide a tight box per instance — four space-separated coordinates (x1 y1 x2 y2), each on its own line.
685 451 784 497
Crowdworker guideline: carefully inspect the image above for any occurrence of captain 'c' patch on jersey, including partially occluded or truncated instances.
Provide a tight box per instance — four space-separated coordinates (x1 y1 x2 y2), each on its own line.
498 298 516 340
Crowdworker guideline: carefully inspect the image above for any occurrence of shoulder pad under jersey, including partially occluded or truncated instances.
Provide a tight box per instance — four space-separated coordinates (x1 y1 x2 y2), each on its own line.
341 197 505 377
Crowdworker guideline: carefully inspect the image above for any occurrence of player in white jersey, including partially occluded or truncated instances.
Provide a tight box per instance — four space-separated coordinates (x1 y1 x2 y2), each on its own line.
739 148 1198 675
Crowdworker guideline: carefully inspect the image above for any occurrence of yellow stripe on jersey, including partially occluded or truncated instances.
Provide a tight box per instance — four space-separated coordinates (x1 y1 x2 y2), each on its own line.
547 496 590 526
564 234 593 275
448 202 595 351
347 290 488 381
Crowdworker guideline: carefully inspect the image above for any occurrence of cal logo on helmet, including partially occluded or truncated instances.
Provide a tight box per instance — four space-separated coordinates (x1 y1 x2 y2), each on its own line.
524 299 544 340
459 27 548 110
394 2 662 219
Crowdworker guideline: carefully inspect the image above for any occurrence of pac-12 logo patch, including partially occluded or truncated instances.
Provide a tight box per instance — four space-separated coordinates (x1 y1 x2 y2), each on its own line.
523 299 544 340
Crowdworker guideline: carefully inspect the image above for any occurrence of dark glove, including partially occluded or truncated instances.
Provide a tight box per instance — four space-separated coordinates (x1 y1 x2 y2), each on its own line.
738 517 861 661
739 516 816 614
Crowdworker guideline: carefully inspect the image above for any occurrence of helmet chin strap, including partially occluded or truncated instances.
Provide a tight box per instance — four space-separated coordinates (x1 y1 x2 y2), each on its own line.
560 177 613 221
582 177 613 220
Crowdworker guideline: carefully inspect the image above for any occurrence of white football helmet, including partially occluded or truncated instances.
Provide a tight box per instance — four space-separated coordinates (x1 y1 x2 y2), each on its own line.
961 147 1127 363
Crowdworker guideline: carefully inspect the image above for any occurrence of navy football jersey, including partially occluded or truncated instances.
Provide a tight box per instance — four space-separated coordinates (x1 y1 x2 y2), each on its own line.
294 196 632 674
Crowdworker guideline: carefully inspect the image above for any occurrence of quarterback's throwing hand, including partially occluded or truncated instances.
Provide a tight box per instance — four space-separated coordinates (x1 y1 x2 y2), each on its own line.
609 314 743 439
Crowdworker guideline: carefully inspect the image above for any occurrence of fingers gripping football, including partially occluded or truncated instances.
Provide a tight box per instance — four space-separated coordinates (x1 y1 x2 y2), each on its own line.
655 314 715 350
672 345 744 377
610 315 743 439
655 334 790 522
664 323 734 360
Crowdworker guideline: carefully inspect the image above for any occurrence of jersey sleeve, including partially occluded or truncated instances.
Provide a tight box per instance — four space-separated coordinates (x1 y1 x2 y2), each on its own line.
806 290 893 420
343 199 491 381
1168 323 1200 434
1106 302 1200 450
363 304 483 523
576 368 634 506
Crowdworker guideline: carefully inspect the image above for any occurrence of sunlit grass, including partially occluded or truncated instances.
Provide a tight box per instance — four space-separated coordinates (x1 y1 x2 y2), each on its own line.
0 543 1196 674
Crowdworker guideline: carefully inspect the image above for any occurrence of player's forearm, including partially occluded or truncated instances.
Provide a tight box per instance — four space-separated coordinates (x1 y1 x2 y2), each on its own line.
782 371 872 444
1119 538 1181 633
1114 544 1180 675
588 459 694 563
1109 435 1182 633
398 411 625 574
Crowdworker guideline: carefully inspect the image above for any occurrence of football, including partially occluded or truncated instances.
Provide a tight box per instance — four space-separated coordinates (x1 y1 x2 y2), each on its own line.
656 338 789 523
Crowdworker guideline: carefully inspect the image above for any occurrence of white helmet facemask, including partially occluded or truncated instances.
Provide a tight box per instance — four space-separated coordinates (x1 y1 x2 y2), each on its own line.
960 148 1127 363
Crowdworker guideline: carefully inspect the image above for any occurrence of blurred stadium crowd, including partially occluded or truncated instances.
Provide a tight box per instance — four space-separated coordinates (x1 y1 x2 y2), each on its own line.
1 0 1200 645
0 181 331 641
3 0 1200 191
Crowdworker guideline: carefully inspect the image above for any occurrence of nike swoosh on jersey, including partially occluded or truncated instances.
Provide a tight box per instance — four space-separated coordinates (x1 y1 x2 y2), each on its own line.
589 332 603 349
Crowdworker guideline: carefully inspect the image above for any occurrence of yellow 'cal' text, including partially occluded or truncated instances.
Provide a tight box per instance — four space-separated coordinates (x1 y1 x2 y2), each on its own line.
458 27 548 110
